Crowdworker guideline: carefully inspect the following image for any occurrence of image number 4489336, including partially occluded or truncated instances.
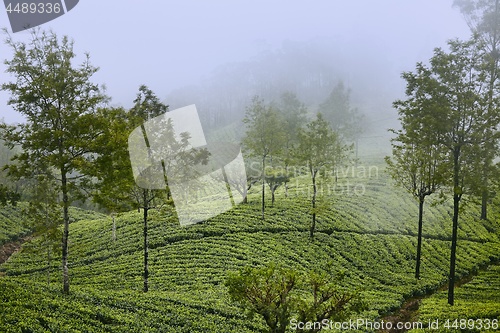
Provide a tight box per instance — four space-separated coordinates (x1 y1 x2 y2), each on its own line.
3 0 80 33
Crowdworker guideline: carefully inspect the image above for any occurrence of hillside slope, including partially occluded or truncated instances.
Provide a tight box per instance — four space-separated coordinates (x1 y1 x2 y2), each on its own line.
0 166 499 332
0 204 30 246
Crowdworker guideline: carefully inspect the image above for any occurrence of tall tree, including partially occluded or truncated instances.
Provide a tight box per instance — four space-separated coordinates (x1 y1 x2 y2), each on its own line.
130 85 169 123
276 92 307 197
129 86 169 292
318 81 364 145
385 132 446 279
396 37 500 304
295 113 350 239
0 30 108 294
242 97 285 219
127 85 209 291
454 0 500 219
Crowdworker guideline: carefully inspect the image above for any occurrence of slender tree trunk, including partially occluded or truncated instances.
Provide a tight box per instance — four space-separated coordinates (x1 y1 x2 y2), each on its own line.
112 213 116 242
143 191 149 293
261 156 265 220
61 169 70 295
45 199 51 287
480 141 491 221
481 189 488 220
222 166 235 207
355 138 359 168
47 246 51 287
448 192 460 305
448 147 461 306
284 164 289 198
244 181 255 204
415 197 425 279
310 172 317 239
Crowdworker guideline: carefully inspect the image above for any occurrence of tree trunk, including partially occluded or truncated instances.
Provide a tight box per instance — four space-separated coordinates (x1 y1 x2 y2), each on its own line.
243 182 252 204
480 189 488 220
355 138 359 168
61 169 70 295
47 246 51 287
271 187 276 206
261 156 265 220
448 147 461 306
310 172 317 239
112 213 116 242
415 197 424 279
143 191 149 293
222 166 235 207
448 192 460 305
45 199 51 287
284 164 289 198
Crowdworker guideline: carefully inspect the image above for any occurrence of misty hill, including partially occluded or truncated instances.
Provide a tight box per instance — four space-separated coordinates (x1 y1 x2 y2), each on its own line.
167 39 401 141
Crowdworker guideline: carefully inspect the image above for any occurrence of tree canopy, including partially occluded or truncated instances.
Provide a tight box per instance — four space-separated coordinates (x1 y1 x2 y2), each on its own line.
0 29 108 294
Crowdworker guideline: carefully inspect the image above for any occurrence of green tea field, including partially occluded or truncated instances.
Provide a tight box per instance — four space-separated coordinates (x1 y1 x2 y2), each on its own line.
1 167 499 332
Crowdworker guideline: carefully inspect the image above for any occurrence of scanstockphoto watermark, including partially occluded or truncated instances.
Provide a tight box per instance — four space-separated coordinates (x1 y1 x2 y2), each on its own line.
128 105 248 226
248 162 380 180
3 0 80 33
248 162 380 197
290 318 424 331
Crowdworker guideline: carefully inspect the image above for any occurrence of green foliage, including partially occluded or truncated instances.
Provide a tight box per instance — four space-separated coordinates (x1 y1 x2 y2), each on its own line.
90 107 136 214
0 29 109 294
242 96 286 161
295 270 366 331
295 112 352 238
453 0 500 221
265 168 290 206
242 96 286 218
393 35 500 304
20 176 61 287
0 184 20 207
0 161 498 332
275 91 307 165
453 0 500 48
296 113 349 175
130 84 169 122
0 204 30 246
409 264 500 333
226 263 296 333
385 138 447 201
226 263 364 333
318 81 364 142
387 64 450 279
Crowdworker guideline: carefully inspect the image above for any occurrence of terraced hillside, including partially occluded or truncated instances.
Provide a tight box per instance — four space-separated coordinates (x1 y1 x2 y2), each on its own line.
0 204 30 246
409 264 500 333
0 166 499 332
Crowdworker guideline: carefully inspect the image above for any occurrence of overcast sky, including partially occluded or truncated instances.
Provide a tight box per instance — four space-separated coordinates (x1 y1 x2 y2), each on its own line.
0 0 471 124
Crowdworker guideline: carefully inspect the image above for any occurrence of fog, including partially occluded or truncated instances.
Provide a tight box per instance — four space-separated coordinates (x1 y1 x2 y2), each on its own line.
0 0 471 151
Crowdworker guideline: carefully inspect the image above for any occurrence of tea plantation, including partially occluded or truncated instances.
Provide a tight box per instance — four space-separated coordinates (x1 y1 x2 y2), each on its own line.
0 168 499 332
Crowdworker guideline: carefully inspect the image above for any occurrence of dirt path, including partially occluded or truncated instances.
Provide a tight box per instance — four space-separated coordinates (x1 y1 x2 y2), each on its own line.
378 260 500 333
0 236 30 266
379 295 425 333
